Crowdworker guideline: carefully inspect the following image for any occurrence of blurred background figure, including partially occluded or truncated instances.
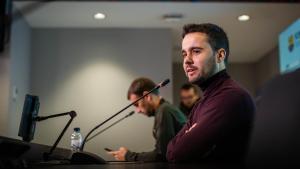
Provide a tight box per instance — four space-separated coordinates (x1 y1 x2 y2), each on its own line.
108 77 186 162
179 83 202 117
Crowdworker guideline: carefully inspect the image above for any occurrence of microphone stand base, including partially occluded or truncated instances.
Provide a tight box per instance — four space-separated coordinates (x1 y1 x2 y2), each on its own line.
70 151 106 164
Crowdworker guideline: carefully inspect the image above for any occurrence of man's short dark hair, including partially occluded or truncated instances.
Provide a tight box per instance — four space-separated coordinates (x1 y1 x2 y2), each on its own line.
182 23 229 64
127 77 159 99
180 83 198 94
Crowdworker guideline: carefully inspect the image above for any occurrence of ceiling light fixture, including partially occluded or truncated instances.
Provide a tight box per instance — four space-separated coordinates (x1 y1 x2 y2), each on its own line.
94 13 106 20
238 15 250 21
163 13 184 22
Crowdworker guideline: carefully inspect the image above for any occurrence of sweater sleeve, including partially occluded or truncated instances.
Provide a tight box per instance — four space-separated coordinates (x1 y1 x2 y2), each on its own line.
125 150 160 162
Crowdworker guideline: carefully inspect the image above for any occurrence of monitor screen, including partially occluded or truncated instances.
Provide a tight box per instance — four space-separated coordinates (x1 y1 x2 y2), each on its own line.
18 94 40 142
279 19 300 74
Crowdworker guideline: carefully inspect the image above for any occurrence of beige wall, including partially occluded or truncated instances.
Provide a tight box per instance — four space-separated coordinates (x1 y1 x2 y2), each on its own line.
227 63 257 97
0 47 10 135
172 62 188 106
255 47 280 92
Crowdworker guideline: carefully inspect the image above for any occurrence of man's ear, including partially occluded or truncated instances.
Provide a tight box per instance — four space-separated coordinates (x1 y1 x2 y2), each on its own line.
216 48 226 63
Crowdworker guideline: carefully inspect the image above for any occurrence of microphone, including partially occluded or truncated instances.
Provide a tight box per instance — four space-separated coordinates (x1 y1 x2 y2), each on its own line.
125 110 135 117
158 79 170 88
71 79 170 164
86 111 135 143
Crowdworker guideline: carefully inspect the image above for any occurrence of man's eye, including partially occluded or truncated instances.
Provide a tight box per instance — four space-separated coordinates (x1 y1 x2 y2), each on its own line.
192 49 201 54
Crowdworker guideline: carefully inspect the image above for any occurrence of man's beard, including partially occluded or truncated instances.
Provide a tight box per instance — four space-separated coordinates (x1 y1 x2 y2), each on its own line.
145 105 156 117
146 109 156 117
191 59 217 85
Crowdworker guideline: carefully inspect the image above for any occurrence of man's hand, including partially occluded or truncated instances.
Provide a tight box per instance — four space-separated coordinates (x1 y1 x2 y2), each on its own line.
185 123 197 133
107 147 128 161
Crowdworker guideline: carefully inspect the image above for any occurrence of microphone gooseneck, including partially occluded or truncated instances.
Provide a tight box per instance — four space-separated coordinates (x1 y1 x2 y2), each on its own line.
86 111 135 143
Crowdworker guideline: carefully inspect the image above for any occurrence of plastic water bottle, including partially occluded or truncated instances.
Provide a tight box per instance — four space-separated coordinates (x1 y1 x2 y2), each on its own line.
70 127 82 152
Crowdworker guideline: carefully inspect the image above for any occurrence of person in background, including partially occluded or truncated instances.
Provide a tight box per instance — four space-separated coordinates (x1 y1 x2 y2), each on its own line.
167 23 255 164
108 77 186 162
179 83 201 117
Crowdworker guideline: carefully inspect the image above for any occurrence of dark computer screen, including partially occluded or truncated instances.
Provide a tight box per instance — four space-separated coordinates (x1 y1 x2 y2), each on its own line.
18 94 40 142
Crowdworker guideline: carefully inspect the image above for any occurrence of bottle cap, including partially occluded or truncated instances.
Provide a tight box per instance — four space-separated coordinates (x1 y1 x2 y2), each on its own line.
74 127 80 132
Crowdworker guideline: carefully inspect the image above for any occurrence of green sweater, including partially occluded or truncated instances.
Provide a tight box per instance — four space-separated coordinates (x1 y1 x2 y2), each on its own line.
125 99 186 162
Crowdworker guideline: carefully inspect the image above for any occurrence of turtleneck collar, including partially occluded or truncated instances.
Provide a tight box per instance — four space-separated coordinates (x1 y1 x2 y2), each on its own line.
194 69 229 91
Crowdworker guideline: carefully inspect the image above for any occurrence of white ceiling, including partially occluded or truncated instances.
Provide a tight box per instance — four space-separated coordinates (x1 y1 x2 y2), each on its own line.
14 1 300 63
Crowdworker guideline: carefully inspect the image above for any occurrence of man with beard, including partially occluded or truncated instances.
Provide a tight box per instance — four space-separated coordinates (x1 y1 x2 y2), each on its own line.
167 23 255 164
108 77 186 162
179 83 201 117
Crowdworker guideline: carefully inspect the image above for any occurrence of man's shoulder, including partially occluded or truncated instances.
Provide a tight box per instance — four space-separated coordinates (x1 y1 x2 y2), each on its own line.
204 78 255 110
220 78 252 99
157 100 185 119
158 100 180 114
197 80 255 119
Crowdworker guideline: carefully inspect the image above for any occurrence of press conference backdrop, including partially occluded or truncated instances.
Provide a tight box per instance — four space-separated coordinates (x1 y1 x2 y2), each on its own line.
279 19 300 74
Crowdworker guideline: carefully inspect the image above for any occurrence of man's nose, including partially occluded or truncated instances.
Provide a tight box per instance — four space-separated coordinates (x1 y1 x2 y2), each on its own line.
184 53 193 65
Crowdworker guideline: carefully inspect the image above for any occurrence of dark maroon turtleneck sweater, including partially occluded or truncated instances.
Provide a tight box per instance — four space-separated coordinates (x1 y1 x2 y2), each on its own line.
167 70 255 163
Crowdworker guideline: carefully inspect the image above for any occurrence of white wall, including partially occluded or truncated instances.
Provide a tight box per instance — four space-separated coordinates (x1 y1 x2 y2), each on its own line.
7 14 32 138
29 28 172 160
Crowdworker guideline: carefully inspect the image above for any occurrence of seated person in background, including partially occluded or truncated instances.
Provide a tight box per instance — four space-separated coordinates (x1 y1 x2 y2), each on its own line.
108 77 186 162
179 83 202 117
167 23 255 164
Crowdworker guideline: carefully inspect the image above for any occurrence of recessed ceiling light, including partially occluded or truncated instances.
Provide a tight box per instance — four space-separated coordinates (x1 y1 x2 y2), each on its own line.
94 13 106 20
238 15 250 21
163 14 184 22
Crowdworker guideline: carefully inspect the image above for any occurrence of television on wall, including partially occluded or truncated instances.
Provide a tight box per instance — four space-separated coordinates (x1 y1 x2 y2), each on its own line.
279 19 300 74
